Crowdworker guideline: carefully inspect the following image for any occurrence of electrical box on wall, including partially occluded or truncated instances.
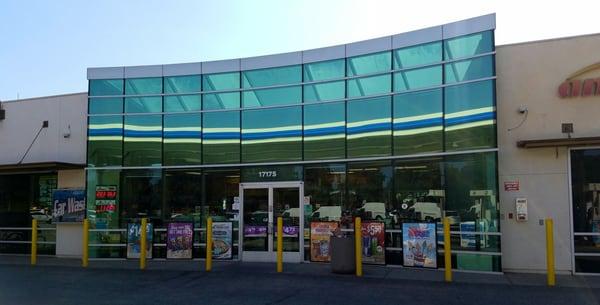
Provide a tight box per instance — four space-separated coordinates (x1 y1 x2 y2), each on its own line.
515 198 528 222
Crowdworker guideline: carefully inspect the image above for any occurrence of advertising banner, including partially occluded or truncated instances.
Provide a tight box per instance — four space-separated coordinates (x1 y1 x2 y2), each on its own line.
460 222 476 248
283 226 299 237
212 222 233 260
310 222 338 262
243 225 267 237
127 222 153 259
95 186 118 229
402 223 437 268
166 222 193 259
361 221 385 265
52 189 86 223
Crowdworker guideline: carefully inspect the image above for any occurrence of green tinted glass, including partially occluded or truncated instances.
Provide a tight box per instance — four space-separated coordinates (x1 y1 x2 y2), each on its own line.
125 96 162 113
164 113 202 165
164 170 203 224
89 97 123 114
304 102 345 160
203 72 240 90
121 169 162 223
347 96 392 157
393 89 443 155
125 77 162 94
304 59 345 81
88 116 122 167
304 81 345 103
86 169 120 257
445 55 494 83
444 31 494 60
445 80 496 151
164 94 201 112
89 79 123 96
203 92 240 109
347 74 391 97
393 65 442 92
242 106 302 162
123 115 162 166
346 161 393 225
242 65 301 88
393 41 442 69
164 75 201 93
203 111 240 164
242 86 301 107
347 51 391 76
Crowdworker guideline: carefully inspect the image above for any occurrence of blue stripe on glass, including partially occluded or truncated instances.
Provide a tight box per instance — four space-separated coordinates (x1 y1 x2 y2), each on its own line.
393 117 443 131
203 132 240 140
304 126 345 137
124 130 162 137
445 112 495 127
346 122 391 135
242 129 302 140
163 131 202 138
88 128 122 136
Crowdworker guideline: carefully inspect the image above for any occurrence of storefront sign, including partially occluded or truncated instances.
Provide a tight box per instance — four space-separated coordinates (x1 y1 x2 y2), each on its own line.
95 186 117 228
504 181 520 191
241 165 302 182
127 222 153 259
52 189 86 223
282 226 299 237
558 62 600 98
244 225 267 237
460 222 477 248
361 221 385 265
212 222 233 259
310 222 338 262
402 223 437 268
166 222 193 259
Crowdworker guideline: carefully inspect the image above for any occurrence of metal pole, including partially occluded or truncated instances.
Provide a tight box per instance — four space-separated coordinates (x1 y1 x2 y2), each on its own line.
546 218 555 286
206 217 213 272
82 218 89 268
443 217 452 282
277 217 283 273
355 217 362 277
30 219 38 266
140 218 147 270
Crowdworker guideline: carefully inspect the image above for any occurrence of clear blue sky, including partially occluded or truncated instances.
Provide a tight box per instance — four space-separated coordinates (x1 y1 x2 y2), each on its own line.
1 0 599 101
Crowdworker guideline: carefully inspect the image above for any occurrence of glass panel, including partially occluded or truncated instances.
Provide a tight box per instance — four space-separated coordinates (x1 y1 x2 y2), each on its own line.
164 94 201 112
242 86 301 107
304 59 345 81
125 96 162 113
164 75 201 93
445 55 494 84
125 77 162 95
304 102 345 160
123 115 162 166
346 161 393 228
88 116 122 167
347 74 391 97
203 92 240 110
242 106 302 162
273 187 300 252
203 168 240 222
89 79 123 96
86 169 122 258
120 169 163 226
393 41 442 69
243 188 269 251
164 170 202 224
304 81 345 102
203 72 240 110
571 149 600 235
393 66 442 92
202 111 240 164
89 97 123 114
444 31 494 60
347 96 391 158
445 80 496 151
163 113 202 165
393 89 443 155
393 158 444 230
347 51 391 76
242 65 301 88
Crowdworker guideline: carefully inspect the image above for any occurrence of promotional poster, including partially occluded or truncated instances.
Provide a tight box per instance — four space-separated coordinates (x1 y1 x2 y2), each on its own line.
52 189 86 223
402 223 437 268
166 222 193 259
361 221 385 265
212 222 233 260
310 222 339 262
94 186 118 229
127 222 153 259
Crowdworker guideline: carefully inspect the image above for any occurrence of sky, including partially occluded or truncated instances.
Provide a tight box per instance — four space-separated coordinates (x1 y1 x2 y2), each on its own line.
1 0 599 101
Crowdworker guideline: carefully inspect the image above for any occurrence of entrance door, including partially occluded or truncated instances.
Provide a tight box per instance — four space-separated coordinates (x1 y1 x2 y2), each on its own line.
239 182 303 262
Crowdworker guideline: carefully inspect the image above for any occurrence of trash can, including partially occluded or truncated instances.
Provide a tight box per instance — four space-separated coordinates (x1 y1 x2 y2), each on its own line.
330 236 355 274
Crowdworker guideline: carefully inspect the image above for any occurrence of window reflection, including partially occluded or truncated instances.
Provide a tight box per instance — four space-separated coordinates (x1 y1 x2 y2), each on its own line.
346 162 393 228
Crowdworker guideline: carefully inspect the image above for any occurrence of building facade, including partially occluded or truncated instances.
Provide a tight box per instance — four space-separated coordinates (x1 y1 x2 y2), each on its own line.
86 14 499 271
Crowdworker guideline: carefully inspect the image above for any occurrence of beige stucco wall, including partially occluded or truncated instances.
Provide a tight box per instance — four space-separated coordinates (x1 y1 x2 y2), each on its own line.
496 33 600 273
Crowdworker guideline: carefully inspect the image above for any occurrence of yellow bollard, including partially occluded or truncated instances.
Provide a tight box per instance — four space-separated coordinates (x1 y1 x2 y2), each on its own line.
140 218 147 270
30 219 38 266
277 217 283 273
82 218 89 268
355 217 362 277
443 217 452 282
206 217 213 272
546 218 555 286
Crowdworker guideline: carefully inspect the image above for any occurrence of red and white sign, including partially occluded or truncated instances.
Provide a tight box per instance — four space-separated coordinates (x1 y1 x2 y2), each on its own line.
504 181 520 191
558 63 600 98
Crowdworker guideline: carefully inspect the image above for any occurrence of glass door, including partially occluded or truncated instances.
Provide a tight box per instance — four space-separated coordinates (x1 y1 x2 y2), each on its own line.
240 182 303 262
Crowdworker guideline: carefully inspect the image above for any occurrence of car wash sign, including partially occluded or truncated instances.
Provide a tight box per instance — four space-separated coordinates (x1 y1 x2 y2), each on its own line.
52 189 86 223
558 62 600 98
